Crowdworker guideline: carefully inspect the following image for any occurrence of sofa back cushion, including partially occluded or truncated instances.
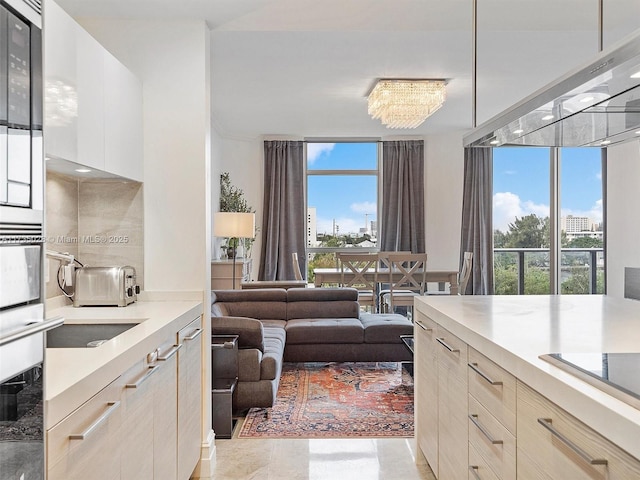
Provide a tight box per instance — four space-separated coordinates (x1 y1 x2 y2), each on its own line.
212 288 288 321
286 287 360 320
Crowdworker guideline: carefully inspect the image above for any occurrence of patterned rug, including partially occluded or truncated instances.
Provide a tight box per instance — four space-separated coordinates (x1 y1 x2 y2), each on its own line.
238 362 414 438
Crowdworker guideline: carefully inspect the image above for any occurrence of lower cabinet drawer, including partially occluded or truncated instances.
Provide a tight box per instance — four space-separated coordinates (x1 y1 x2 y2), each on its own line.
468 395 516 480
469 443 500 480
47 379 122 480
517 381 640 480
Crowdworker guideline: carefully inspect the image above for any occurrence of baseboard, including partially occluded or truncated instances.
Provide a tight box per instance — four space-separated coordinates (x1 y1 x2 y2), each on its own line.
191 429 216 479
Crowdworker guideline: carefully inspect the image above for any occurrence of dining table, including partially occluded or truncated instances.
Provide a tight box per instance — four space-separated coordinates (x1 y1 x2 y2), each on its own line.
312 267 460 294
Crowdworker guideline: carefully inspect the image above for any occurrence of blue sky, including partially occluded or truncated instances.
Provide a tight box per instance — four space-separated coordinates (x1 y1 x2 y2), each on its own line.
493 147 603 231
307 143 377 236
306 143 604 236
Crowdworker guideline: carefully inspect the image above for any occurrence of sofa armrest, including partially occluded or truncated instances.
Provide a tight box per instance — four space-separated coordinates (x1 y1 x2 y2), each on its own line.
211 316 265 352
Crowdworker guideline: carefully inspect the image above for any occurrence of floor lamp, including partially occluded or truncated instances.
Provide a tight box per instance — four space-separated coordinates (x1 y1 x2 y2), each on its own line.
213 212 256 289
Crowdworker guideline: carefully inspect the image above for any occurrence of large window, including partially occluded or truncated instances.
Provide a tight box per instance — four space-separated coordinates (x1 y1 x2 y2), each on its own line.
493 147 605 294
306 141 379 280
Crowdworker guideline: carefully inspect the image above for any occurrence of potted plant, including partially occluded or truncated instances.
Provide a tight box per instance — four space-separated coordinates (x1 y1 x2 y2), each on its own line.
219 172 257 258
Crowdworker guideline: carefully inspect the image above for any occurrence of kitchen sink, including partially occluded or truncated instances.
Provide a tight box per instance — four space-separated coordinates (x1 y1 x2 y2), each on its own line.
46 323 139 348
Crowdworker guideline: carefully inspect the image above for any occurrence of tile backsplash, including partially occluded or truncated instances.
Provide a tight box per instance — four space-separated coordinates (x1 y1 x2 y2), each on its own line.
46 172 144 300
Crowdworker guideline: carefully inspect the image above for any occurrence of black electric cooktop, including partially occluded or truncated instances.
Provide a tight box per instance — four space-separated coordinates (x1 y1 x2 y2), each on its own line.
540 352 640 409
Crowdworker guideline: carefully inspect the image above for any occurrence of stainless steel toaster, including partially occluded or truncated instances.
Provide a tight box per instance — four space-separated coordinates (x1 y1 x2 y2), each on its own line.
73 266 139 307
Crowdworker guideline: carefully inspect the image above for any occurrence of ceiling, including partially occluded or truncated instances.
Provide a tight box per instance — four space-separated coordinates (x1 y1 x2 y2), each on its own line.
53 0 640 139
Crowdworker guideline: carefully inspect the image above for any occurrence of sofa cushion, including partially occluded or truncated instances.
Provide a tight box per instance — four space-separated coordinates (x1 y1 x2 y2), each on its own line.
238 349 262 382
213 288 288 320
211 316 264 352
286 287 360 320
285 318 364 344
359 312 413 344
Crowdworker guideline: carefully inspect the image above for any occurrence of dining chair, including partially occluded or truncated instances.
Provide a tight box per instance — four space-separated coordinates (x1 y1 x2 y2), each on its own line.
425 251 473 295
292 252 304 281
380 252 428 317
337 252 379 312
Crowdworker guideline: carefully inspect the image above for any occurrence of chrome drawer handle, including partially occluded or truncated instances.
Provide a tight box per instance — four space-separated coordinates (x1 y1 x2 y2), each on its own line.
469 466 482 480
69 401 120 440
184 328 203 341
537 418 608 466
469 414 503 445
436 337 459 353
415 320 432 332
468 362 503 386
2 316 65 347
125 365 158 388
157 344 182 361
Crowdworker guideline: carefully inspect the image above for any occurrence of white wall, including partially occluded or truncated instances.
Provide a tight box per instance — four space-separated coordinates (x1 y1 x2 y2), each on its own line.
214 133 465 277
606 140 640 298
75 17 214 476
425 132 465 270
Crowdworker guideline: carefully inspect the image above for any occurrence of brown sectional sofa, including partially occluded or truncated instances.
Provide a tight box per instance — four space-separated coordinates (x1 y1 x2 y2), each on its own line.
211 287 413 411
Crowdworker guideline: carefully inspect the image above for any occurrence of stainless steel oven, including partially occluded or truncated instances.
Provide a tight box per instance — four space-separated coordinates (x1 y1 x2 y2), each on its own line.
0 2 61 479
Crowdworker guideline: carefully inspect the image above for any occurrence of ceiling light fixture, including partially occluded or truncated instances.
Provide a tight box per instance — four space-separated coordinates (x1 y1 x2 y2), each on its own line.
367 79 447 129
542 114 554 121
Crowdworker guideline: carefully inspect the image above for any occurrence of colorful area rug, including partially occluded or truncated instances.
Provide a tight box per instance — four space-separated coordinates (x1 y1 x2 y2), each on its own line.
238 362 414 438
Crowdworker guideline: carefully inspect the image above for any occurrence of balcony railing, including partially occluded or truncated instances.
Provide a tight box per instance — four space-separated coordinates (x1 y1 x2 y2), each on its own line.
494 247 604 295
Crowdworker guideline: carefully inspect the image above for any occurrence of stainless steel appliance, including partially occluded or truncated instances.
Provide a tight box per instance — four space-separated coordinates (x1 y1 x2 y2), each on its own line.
74 265 139 307
0 2 62 479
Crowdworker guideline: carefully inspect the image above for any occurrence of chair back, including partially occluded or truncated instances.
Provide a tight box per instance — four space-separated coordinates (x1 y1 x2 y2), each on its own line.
292 252 304 281
458 251 473 295
378 251 411 270
386 252 428 294
338 253 378 290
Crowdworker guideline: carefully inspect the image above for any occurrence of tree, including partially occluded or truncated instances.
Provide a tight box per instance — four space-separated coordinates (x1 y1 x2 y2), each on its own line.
504 214 548 248
566 236 603 248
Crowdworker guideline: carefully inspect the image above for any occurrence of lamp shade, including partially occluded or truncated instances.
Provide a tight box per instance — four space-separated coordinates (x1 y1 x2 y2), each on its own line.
213 212 255 238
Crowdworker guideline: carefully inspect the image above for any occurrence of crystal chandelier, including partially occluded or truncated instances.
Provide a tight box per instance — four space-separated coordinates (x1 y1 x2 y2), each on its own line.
367 79 447 129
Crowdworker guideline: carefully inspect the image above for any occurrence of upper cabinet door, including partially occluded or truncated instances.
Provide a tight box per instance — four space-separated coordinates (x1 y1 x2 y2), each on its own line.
76 26 105 171
43 0 78 163
104 52 143 182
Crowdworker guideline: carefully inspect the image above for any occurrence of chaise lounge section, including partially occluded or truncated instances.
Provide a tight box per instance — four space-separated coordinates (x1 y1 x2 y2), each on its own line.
211 287 413 411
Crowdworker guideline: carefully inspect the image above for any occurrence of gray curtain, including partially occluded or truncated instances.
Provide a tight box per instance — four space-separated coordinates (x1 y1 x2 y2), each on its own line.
380 140 426 253
460 147 494 294
258 140 306 281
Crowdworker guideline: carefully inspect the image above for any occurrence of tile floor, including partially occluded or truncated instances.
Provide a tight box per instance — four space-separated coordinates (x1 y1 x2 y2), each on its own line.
212 425 436 480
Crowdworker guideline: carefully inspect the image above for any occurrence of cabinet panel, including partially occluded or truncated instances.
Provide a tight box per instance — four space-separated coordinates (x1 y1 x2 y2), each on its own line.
104 51 143 181
517 380 640 480
469 443 500 480
47 378 122 480
152 341 179 480
177 317 203 480
76 27 104 171
43 0 78 163
436 325 468 480
414 312 439 475
120 359 155 480
468 347 517 435
468 395 516 480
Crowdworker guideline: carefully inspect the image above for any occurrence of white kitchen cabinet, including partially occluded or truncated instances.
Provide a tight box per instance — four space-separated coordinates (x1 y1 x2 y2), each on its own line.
47 377 122 480
104 51 143 181
44 0 142 180
436 325 468 480
120 359 155 480
177 318 203 480
43 0 78 163
414 311 439 476
517 380 640 480
75 25 105 172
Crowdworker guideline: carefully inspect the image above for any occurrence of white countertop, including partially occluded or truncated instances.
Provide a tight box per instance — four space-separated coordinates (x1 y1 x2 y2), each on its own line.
414 294 640 460
45 298 203 428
